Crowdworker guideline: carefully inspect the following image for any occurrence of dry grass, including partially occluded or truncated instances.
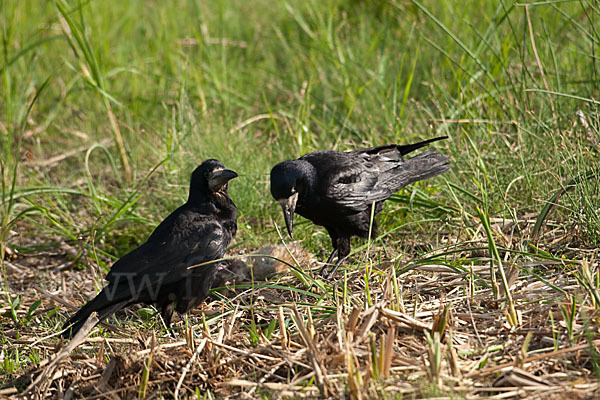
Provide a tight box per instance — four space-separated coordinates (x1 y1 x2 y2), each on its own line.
2 219 599 399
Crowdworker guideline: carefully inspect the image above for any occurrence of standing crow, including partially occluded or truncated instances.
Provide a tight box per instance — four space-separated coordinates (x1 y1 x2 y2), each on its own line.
62 159 238 338
270 137 450 276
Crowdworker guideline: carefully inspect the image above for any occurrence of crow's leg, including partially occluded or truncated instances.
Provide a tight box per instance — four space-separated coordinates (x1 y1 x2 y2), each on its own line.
161 302 175 337
322 256 345 278
318 247 339 275
320 235 351 278
326 237 351 277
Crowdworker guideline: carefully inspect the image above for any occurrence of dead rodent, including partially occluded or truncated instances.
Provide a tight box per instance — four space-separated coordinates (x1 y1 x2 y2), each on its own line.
213 243 312 287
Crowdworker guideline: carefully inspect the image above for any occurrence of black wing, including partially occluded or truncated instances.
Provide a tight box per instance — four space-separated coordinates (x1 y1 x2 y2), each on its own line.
328 150 403 211
303 146 448 212
106 210 229 288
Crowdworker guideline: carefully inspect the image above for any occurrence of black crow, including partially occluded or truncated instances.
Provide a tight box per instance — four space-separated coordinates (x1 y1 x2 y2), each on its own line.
270 137 450 276
62 159 238 338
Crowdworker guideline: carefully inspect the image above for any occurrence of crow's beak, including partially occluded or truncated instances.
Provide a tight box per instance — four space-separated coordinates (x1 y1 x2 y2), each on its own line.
208 168 238 192
278 192 298 238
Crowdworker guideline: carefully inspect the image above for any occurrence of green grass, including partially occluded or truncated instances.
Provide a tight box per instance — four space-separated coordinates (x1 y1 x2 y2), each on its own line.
1 0 600 397
2 0 598 244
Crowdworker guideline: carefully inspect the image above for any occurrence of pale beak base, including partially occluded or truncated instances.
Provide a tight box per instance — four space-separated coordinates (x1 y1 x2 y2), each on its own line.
278 192 298 238
208 169 238 192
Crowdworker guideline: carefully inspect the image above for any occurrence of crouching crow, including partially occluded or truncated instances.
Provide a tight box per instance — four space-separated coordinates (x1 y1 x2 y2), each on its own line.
62 159 238 338
270 137 450 277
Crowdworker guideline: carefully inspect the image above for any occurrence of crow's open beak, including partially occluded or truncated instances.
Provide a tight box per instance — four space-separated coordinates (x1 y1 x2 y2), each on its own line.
278 192 298 238
208 168 238 192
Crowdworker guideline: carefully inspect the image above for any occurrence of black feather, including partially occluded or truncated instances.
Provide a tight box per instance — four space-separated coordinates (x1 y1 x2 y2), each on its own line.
62 159 238 338
270 137 450 276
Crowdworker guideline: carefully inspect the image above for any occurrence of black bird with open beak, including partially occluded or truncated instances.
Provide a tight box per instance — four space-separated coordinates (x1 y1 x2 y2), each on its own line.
270 137 450 277
62 159 238 338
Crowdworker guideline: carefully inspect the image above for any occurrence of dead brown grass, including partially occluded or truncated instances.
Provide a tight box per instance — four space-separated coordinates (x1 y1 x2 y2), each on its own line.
1 222 599 399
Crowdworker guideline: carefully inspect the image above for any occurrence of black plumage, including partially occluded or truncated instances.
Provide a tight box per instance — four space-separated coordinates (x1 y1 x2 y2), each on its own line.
270 137 450 276
62 159 238 338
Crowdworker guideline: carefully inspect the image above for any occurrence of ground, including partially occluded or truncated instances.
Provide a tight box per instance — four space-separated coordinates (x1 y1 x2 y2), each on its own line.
2 219 599 398
1 0 600 399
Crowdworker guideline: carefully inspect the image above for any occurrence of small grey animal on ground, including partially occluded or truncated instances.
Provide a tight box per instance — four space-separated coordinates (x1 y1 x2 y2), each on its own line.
213 242 313 288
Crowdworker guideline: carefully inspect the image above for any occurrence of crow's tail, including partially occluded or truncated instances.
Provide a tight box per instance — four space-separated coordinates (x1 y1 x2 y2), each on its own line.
61 289 128 338
397 136 448 156
403 149 451 185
